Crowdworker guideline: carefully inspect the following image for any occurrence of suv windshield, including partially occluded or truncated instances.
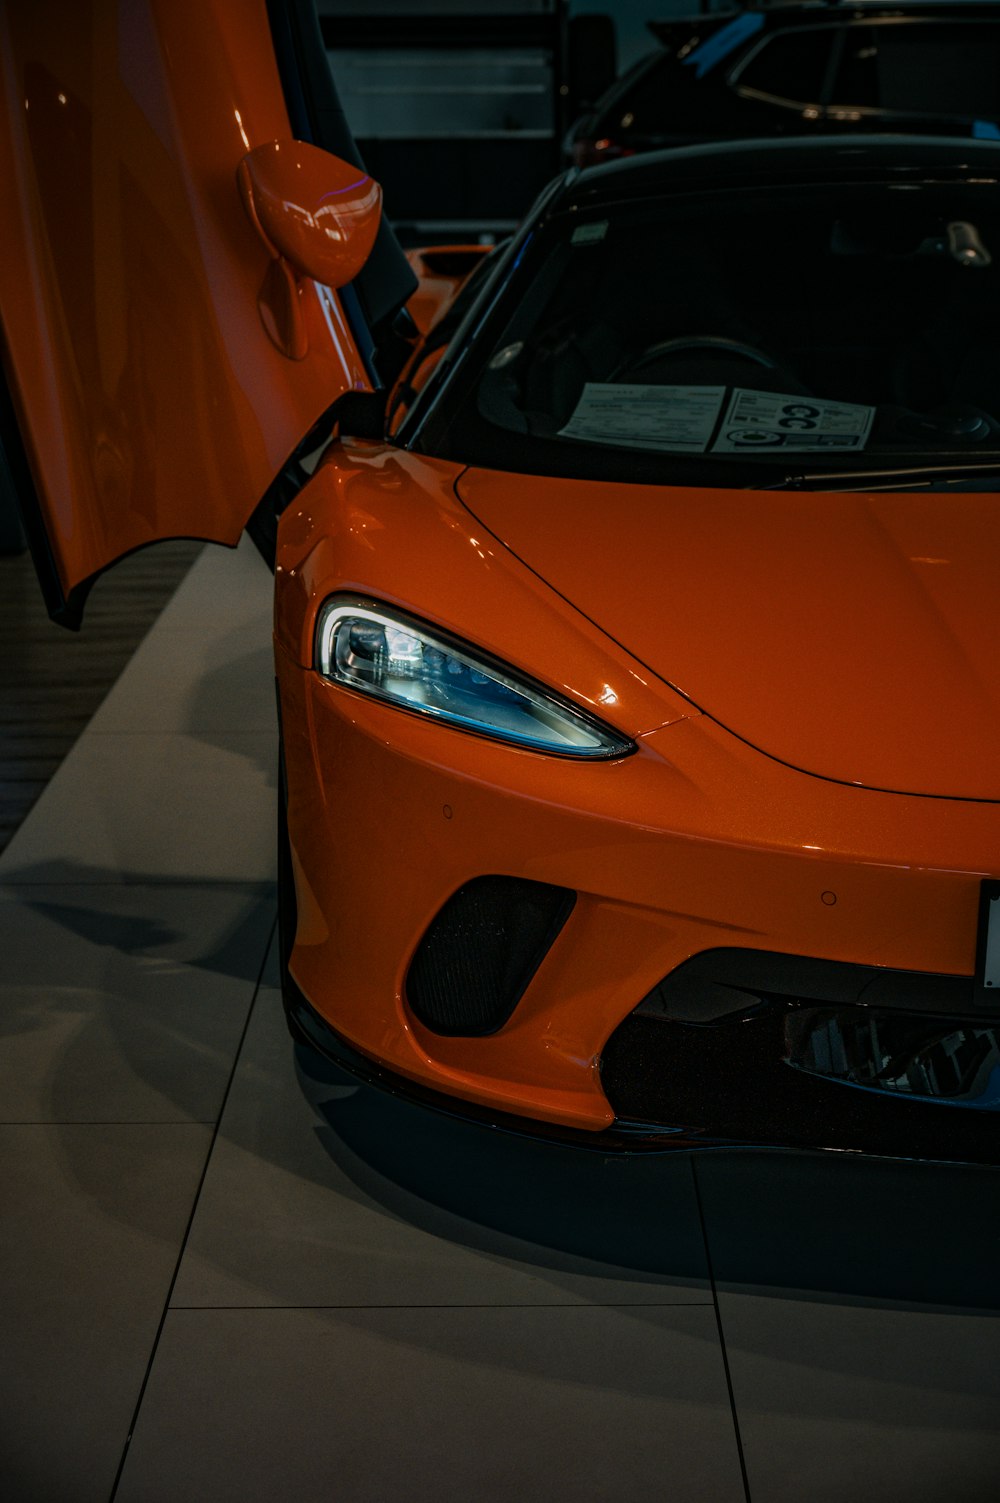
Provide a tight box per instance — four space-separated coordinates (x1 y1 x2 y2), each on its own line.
418 179 1000 488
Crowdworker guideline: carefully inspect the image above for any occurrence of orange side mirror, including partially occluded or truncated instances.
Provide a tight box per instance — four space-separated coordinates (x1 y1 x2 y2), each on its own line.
238 141 382 360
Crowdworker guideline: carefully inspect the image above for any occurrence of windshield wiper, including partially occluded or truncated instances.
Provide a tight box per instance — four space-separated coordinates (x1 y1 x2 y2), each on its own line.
761 461 1000 493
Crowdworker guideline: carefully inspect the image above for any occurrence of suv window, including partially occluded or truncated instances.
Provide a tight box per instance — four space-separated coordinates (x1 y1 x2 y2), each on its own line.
733 30 832 110
834 22 1000 120
600 49 750 140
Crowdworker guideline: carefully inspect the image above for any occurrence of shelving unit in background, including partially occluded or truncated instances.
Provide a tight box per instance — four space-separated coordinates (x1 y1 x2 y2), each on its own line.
318 0 616 241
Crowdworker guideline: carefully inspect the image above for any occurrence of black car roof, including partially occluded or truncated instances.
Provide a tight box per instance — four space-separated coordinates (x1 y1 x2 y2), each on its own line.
557 134 1000 211
642 1 1000 52
649 0 1000 26
764 0 999 9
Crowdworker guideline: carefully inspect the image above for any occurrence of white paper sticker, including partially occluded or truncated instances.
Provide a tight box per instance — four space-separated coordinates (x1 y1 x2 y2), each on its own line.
560 383 725 453
711 389 875 453
571 219 609 245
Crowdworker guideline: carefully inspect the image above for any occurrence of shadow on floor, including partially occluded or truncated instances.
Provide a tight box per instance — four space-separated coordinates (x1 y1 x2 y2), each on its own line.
298 1039 1000 1315
299 1042 710 1289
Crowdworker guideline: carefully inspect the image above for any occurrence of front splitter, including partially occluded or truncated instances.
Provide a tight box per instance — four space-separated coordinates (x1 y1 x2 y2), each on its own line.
286 992 1000 1168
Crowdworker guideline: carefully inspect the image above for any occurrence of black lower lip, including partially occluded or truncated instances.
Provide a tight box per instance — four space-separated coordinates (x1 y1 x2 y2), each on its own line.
287 989 1000 1168
602 1005 1000 1169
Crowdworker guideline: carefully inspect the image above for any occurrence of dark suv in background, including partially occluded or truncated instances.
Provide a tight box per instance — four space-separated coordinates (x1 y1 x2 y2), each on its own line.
567 1 1000 166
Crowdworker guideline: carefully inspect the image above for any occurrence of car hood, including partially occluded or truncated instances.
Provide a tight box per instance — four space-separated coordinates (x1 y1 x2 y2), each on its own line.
455 469 1000 801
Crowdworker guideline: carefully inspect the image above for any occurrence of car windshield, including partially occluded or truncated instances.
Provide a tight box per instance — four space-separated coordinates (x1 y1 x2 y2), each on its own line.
418 178 1000 489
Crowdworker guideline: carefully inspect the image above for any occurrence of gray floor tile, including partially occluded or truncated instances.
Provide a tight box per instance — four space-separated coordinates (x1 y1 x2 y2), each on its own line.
117 1304 744 1503
718 1293 1000 1503
0 885 273 1123
88 626 276 735
694 1151 1000 1501
0 1122 211 1503
171 971 711 1309
0 731 277 883
152 535 273 639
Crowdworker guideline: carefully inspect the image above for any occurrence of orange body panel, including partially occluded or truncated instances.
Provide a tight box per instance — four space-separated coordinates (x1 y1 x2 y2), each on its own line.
403 244 491 337
237 139 381 362
457 469 1000 801
274 448 1000 1130
0 0 367 604
8 0 993 1143
274 443 693 733
238 140 381 290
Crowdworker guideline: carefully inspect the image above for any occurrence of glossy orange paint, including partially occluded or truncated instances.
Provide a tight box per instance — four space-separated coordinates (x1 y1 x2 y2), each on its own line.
457 469 1000 802
274 442 692 734
0 0 368 610
274 447 1000 1130
239 140 381 287
403 244 491 337
238 140 381 360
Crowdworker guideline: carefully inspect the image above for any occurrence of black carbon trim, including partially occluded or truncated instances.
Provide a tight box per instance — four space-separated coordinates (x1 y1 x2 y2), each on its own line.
638 946 982 1024
601 1006 1000 1167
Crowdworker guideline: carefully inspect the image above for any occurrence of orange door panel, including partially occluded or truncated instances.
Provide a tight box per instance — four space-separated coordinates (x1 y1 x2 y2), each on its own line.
0 0 369 623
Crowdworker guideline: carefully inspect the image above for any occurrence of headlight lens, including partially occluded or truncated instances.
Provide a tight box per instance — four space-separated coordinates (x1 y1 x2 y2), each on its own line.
315 597 632 759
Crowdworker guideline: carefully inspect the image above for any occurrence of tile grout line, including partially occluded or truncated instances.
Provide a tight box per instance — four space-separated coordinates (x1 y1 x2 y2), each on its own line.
0 877 276 889
166 1301 719 1311
63 728 279 737
690 1155 753 1503
107 914 277 1503
0 1121 218 1128
0 881 276 892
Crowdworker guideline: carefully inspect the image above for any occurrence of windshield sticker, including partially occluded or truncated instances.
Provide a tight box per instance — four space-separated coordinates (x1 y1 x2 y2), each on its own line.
560 383 725 452
711 390 875 453
571 220 609 246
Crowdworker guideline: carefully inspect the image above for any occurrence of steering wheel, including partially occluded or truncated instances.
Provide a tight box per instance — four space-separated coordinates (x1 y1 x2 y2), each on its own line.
612 335 786 381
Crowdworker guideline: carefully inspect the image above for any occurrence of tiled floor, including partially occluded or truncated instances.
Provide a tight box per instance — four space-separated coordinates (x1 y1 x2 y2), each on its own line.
2 538 999 1501
0 538 202 851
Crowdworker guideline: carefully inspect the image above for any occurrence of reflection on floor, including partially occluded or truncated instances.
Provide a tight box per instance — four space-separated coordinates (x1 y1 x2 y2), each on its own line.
2 538 998 1502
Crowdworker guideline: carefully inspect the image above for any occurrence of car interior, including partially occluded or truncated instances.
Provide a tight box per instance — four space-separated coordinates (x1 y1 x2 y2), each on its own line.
477 194 1000 461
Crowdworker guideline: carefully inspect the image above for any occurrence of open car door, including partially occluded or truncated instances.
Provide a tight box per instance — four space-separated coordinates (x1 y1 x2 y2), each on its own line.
0 0 404 626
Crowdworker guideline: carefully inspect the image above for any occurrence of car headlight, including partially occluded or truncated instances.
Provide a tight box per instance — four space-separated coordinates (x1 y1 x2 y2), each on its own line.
315 596 633 759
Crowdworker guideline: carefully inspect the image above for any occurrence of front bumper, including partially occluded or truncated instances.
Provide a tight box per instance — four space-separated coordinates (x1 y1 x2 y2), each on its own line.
284 987 685 1153
276 643 1000 1160
288 982 1000 1166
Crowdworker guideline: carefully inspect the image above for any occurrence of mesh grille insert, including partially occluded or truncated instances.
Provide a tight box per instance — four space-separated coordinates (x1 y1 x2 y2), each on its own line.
406 876 575 1036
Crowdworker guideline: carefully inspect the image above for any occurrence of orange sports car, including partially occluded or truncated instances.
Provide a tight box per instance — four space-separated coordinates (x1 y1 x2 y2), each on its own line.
3 1 999 1164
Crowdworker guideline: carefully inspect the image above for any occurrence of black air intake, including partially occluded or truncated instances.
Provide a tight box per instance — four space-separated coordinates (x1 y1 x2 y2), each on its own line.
406 876 575 1036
